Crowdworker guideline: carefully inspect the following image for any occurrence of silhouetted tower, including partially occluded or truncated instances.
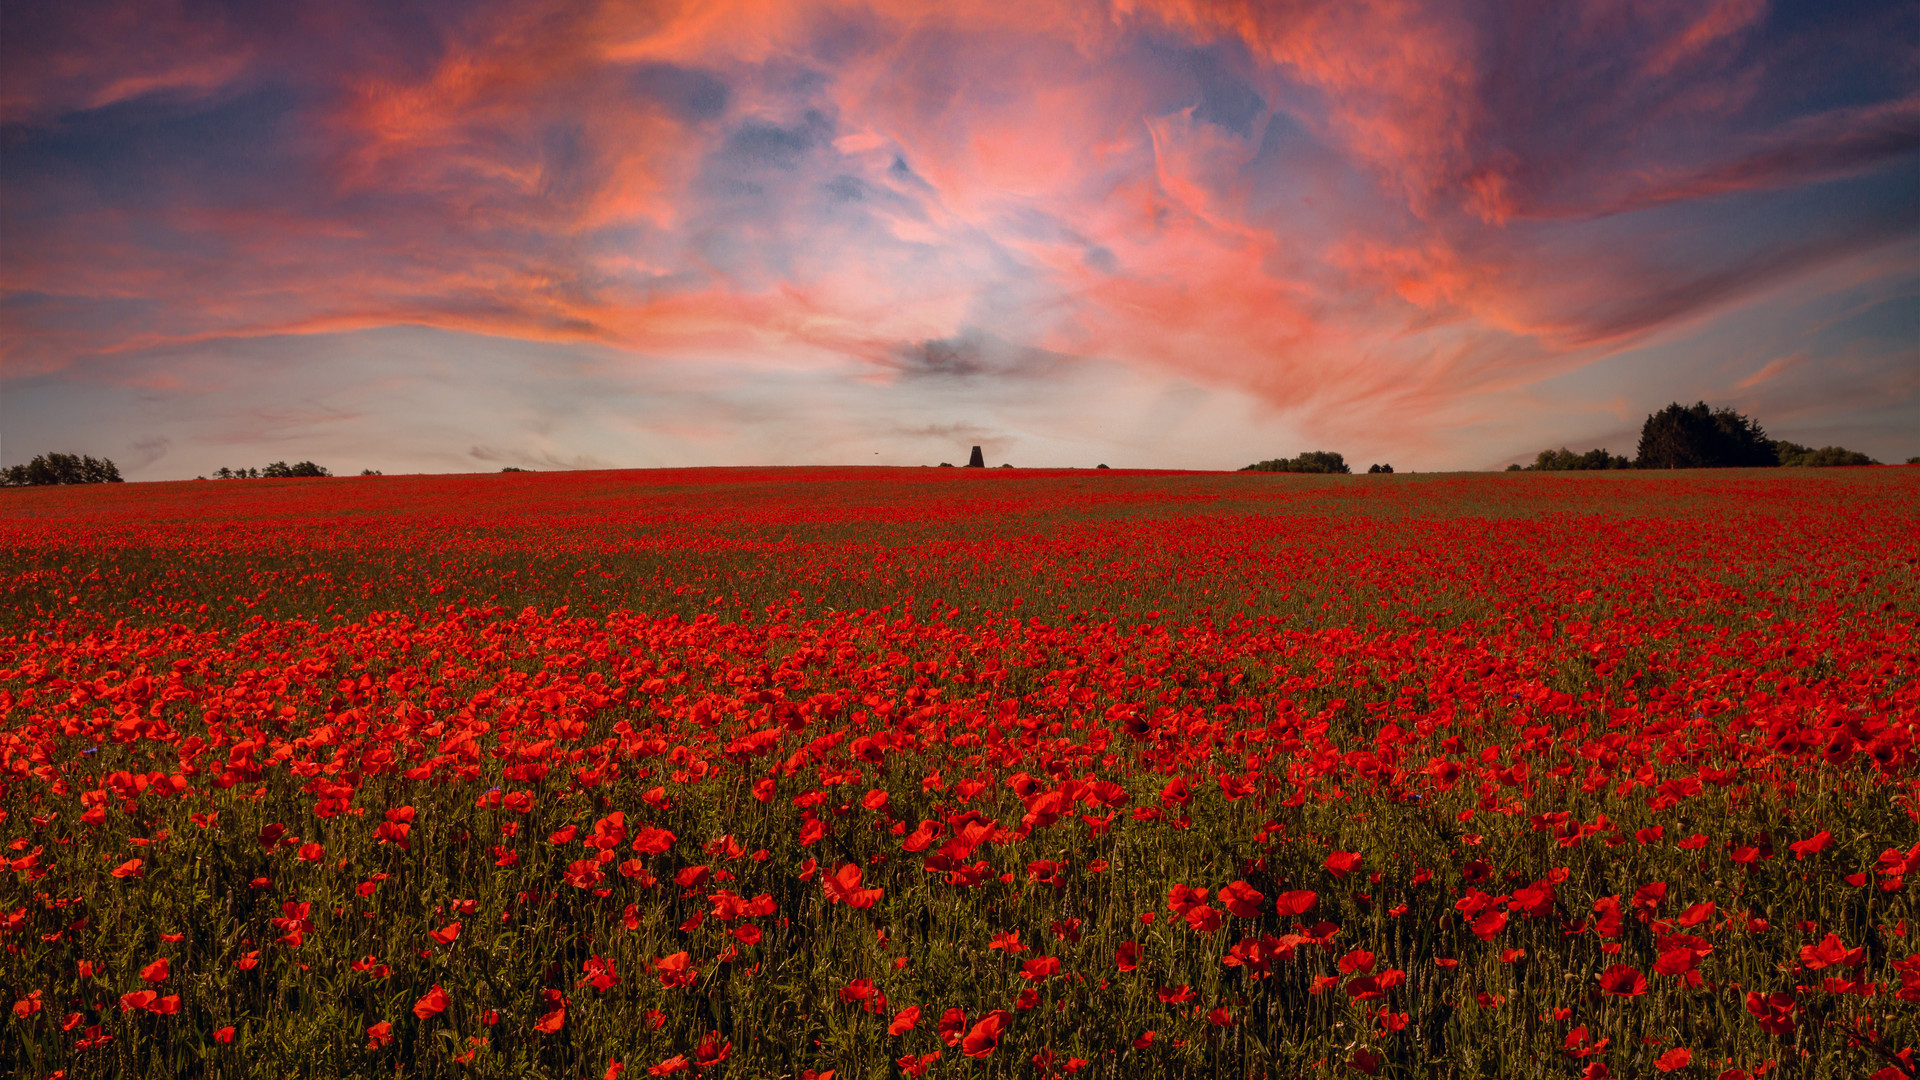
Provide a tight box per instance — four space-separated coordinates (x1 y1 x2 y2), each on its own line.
966 446 985 468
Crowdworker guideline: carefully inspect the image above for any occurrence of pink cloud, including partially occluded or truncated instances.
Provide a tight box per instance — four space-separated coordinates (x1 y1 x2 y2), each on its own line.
2 0 1912 468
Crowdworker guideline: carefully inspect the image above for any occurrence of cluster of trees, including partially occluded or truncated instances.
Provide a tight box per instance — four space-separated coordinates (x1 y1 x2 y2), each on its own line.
1242 451 1351 474
0 453 123 486
1510 447 1634 472
1772 442 1878 468
1514 403 1885 471
211 461 331 479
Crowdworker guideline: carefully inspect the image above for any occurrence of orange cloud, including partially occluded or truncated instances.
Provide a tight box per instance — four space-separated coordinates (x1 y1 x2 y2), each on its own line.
3 0 1913 468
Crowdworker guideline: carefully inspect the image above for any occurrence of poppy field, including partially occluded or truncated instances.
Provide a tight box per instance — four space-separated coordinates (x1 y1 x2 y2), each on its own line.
2 466 1916 1079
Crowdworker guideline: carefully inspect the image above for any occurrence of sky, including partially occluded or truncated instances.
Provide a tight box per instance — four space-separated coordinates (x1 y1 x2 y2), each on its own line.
2 0 1916 478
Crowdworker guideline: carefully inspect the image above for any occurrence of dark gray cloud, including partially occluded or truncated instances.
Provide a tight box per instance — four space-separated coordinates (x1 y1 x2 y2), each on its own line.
627 63 731 122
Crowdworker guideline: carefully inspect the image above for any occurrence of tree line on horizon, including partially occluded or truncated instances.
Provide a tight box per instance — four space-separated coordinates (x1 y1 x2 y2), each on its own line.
6 403 1913 488
1242 450 1361 474
0 452 123 487
1508 402 1887 471
1242 402 1907 476
210 461 333 479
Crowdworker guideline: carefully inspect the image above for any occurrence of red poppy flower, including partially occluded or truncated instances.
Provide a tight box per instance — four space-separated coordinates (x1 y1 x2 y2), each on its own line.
655 952 698 989
1596 964 1646 997
1219 880 1264 918
1184 905 1223 933
937 1007 967 1047
822 863 883 908
1676 900 1716 927
1167 884 1209 915
961 1010 1009 1057
888 1005 921 1035
367 1021 393 1049
1788 831 1831 859
140 958 170 983
1275 890 1318 918
413 984 449 1020
1471 910 1508 942
564 859 606 889
1744 990 1797 1034
1798 933 1865 971
693 1032 731 1068
1324 851 1362 878
1019 956 1060 980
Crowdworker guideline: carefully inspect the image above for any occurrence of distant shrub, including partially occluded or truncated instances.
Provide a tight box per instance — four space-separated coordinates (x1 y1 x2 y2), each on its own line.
1516 447 1633 472
1772 441 1877 467
1366 463 1394 474
1243 451 1350 474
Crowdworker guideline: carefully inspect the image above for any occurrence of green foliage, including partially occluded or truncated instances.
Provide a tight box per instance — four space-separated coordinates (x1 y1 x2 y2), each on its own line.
1241 451 1351 474
1772 441 1878 468
1516 448 1632 472
1635 403 1778 469
215 462 332 479
1365 464 1394 474
264 461 331 478
0 452 123 486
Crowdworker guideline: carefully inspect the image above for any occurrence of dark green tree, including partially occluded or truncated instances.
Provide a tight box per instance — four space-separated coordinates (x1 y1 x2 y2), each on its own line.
1772 441 1878 467
1635 403 1778 469
1242 451 1351 474
1519 447 1632 471
1 452 124 486
260 461 331 478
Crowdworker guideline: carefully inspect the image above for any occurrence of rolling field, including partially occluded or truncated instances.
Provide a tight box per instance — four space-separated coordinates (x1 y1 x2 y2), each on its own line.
1 466 1916 1079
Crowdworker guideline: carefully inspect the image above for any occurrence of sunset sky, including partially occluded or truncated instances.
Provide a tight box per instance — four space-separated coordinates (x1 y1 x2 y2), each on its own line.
3 0 1915 478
